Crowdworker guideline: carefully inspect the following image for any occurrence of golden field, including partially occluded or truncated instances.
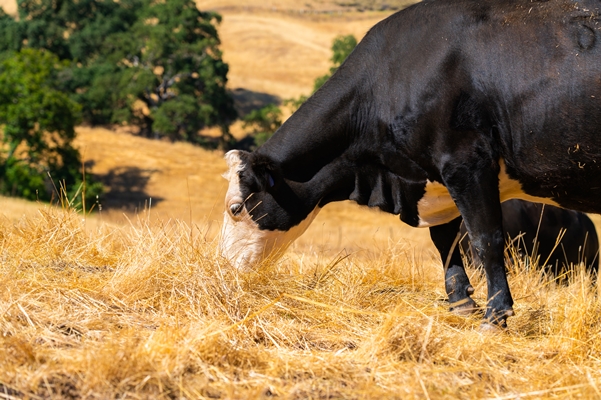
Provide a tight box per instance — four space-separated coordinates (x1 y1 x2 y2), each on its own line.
1 204 600 399
0 0 601 398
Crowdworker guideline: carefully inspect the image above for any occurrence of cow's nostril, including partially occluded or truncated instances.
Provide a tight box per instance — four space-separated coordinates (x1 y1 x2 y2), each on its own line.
230 203 243 215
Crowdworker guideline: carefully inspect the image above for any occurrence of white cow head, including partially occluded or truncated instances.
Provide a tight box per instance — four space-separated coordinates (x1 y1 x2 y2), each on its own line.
219 150 320 270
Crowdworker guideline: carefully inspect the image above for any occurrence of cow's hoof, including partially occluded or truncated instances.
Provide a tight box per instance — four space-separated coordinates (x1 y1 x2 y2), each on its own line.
480 309 514 331
466 285 475 296
479 322 504 333
449 297 480 316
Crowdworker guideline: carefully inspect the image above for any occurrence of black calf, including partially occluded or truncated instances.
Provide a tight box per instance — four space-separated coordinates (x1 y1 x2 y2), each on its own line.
459 200 599 279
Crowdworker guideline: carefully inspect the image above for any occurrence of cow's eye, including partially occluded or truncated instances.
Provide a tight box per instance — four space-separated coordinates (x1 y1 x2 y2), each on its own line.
230 203 243 216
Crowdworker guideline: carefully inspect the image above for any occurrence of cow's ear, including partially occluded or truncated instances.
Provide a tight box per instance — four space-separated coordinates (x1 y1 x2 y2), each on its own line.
250 154 282 192
223 149 246 181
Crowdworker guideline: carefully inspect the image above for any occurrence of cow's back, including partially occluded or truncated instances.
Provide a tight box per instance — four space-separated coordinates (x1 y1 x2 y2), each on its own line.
368 0 601 213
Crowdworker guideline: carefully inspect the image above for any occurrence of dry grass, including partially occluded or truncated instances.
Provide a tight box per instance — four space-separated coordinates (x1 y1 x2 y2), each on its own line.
1 205 601 399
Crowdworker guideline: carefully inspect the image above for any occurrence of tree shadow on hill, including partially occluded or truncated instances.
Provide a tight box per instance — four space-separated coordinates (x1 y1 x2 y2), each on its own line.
229 88 282 150
94 166 163 212
230 87 281 117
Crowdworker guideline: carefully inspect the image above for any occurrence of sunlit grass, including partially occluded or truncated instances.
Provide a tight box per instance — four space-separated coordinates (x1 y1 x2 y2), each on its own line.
0 205 600 399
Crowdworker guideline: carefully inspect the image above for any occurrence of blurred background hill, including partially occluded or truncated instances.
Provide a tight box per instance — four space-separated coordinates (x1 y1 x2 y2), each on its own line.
0 0 431 252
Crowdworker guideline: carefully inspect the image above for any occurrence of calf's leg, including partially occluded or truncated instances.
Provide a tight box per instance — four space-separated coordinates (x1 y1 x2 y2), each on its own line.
429 217 479 315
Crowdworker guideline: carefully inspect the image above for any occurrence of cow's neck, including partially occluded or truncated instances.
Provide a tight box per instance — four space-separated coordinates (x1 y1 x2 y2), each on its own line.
255 66 429 226
258 72 358 182
256 71 360 196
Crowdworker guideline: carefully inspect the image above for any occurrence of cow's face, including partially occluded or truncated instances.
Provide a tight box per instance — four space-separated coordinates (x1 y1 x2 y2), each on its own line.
220 150 320 270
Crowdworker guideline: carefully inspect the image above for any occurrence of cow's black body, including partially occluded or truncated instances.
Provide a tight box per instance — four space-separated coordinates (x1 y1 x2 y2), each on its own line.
460 200 599 279
222 0 601 327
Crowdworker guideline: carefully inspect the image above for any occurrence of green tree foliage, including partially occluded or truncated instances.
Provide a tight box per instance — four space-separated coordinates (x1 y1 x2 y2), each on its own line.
0 49 102 204
0 8 22 52
106 0 236 144
242 104 282 148
6 0 236 146
0 0 235 205
16 0 139 61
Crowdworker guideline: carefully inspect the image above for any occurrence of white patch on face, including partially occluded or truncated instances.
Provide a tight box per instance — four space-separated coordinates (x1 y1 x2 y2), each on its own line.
219 150 321 270
222 150 245 211
416 159 559 227
220 206 321 271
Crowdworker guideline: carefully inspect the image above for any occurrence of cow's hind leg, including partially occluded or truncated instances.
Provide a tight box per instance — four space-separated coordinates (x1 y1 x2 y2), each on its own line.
443 161 514 328
430 217 479 315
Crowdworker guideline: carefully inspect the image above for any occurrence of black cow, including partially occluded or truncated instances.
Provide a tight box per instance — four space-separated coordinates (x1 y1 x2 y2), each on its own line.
221 0 601 329
459 199 599 279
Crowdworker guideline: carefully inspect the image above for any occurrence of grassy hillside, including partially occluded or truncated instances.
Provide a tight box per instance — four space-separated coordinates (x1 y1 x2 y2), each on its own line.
206 9 402 99
0 0 601 398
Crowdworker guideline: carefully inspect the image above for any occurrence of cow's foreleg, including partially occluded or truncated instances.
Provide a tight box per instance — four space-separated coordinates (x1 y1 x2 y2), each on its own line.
444 163 514 328
430 217 479 315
